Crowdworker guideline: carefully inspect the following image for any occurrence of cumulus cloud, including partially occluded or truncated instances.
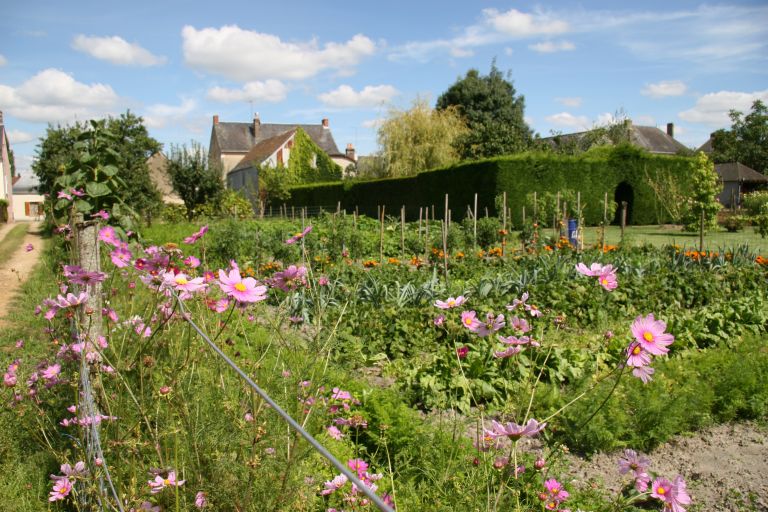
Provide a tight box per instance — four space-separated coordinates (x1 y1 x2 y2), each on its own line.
0 68 119 123
556 97 582 108
546 112 590 129
72 35 166 66
7 129 36 144
182 25 376 82
0 54 6 66
642 80 687 98
142 98 197 129
318 85 398 108
206 80 288 104
529 40 575 53
483 8 569 37
679 89 768 125
362 118 383 129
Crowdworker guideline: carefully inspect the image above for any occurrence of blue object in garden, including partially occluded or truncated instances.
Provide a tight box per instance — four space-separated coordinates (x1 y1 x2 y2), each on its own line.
568 219 578 246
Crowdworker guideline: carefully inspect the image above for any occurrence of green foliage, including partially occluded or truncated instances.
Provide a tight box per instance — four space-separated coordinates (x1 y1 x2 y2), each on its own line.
32 111 162 215
218 189 254 219
721 214 747 232
288 146 694 226
436 61 532 159
258 163 293 206
755 203 768 238
377 97 469 177
710 99 768 174
681 152 722 232
287 127 341 182
742 190 768 216
166 141 224 220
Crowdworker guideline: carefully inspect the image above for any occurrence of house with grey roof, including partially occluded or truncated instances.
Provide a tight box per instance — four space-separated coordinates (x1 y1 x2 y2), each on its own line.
0 111 15 222
208 114 357 181
542 121 690 155
714 162 768 208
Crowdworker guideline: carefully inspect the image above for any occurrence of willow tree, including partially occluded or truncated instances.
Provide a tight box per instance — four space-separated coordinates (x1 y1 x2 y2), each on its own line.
377 97 468 178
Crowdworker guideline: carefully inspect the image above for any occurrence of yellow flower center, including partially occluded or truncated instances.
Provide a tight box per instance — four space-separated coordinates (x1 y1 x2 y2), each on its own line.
235 283 247 292
632 345 642 355
175 276 188 285
59 488 68 495
601 278 608 285
448 300 455 306
164 478 171 486
464 317 472 325
657 487 666 495
643 332 654 342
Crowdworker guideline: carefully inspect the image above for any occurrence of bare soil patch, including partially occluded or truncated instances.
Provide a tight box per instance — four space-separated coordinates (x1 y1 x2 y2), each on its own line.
0 222 44 328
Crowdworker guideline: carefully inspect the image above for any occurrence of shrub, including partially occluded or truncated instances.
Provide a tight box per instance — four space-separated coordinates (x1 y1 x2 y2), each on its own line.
742 190 768 216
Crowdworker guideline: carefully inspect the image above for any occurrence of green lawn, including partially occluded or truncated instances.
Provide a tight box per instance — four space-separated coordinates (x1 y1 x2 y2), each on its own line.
552 224 767 254
0 224 29 266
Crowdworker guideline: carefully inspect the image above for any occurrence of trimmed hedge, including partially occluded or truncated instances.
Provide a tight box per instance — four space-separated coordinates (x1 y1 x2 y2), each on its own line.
287 145 695 225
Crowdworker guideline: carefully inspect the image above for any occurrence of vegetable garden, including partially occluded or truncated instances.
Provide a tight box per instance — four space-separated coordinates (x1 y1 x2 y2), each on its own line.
1 208 767 512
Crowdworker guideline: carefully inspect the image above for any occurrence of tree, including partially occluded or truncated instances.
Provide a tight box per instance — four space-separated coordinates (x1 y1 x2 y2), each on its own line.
436 61 533 159
166 142 224 220
710 100 768 174
33 111 162 213
377 97 468 178
682 152 722 232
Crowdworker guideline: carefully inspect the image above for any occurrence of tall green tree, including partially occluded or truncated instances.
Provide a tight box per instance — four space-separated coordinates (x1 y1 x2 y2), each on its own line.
33 111 162 213
682 152 722 232
377 97 468 177
436 62 533 159
710 99 768 174
166 142 224 220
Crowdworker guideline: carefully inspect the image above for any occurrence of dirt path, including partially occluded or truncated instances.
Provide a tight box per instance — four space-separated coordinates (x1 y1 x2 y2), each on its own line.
567 422 768 511
0 222 44 328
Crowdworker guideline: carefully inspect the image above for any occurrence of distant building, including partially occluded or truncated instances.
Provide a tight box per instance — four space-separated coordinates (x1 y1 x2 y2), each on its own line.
208 114 356 180
12 173 44 221
0 111 15 222
542 121 690 155
146 152 183 205
714 162 768 208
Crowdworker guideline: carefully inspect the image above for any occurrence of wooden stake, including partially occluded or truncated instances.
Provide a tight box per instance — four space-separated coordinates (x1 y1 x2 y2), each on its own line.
401 205 405 259
502 191 507 257
473 193 478 250
380 205 385 264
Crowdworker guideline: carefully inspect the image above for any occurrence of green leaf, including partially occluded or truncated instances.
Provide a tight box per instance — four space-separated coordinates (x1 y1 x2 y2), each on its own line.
86 181 112 197
54 198 71 210
75 199 93 212
101 165 118 177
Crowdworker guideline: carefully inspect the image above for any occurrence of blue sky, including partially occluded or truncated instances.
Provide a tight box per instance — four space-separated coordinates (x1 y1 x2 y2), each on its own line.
2 1 767 176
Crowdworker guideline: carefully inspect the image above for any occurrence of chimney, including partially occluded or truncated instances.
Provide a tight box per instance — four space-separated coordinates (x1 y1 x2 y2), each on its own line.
253 113 261 137
666 122 674 138
322 118 329 129
213 114 219 125
345 143 356 162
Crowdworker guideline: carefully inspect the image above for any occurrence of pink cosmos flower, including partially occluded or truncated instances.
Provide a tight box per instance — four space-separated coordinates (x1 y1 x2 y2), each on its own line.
91 210 110 220
218 269 268 303
347 458 369 475
320 474 348 495
506 292 530 311
4 372 17 387
632 365 655 384
575 262 604 276
183 225 209 244
434 295 467 309
460 310 480 330
327 425 345 440
456 345 469 359
433 314 445 327
270 265 308 292
526 303 543 317
49 477 72 501
509 316 531 333
98 226 120 247
626 342 652 368
68 270 107 287
544 478 570 502
651 477 672 502
635 472 651 492
70 188 85 197
667 475 692 512
195 491 207 509
318 275 330 286
25 243 34 252
42 364 62 381
56 291 90 308
285 225 313 244
597 266 618 291
470 312 505 337
184 255 201 268
493 345 522 358
631 314 674 356
618 449 651 477
485 418 546 440
168 272 207 294
148 471 185 494
108 247 132 268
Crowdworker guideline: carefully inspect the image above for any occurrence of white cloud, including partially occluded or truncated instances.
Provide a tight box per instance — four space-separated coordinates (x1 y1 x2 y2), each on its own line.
642 80 687 98
0 54 6 66
483 8 569 37
635 115 657 125
0 68 119 123
529 40 575 53
362 118 383 129
72 35 166 67
556 97 582 108
546 112 590 129
182 25 376 82
450 47 474 58
7 129 36 144
504 47 514 56
206 80 288 104
142 98 197 129
679 89 768 125
318 85 398 108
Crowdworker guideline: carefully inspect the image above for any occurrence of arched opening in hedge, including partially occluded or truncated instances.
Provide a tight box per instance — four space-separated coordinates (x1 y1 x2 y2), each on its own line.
613 181 634 225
